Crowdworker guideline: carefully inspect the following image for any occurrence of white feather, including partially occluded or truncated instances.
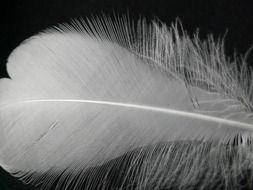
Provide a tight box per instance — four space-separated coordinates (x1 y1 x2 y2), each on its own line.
0 15 253 189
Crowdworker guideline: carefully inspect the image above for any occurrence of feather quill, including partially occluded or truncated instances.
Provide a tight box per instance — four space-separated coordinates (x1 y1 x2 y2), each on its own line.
0 15 253 189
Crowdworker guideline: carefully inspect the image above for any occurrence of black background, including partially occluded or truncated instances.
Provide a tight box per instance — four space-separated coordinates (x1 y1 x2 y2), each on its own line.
1 0 253 189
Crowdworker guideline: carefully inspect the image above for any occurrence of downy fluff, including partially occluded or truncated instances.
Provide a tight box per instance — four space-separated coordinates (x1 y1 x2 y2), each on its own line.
0 15 253 190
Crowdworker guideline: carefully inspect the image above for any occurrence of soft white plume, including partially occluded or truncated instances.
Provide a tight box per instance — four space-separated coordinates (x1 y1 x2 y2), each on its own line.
0 15 253 189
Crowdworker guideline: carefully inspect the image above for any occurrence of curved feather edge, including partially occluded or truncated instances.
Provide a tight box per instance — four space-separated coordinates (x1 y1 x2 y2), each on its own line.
0 15 253 189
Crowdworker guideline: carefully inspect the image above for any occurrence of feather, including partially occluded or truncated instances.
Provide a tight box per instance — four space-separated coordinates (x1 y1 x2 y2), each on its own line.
0 15 253 189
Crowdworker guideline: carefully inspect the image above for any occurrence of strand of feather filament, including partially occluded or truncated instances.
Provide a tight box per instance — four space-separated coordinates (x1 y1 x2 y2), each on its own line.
1 98 253 130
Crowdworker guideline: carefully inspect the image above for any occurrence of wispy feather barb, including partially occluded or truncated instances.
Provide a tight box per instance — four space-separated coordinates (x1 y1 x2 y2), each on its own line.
0 15 253 189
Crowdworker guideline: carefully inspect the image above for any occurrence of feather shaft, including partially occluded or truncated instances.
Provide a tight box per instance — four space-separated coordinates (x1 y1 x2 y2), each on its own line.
1 99 253 130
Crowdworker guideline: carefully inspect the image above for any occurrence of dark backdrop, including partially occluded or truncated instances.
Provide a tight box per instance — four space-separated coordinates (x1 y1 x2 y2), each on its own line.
1 0 253 189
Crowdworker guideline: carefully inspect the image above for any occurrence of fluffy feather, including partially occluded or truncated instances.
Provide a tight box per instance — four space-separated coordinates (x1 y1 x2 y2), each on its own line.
0 15 253 189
